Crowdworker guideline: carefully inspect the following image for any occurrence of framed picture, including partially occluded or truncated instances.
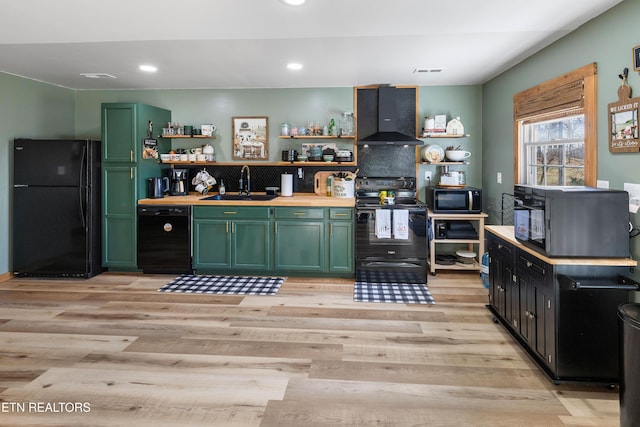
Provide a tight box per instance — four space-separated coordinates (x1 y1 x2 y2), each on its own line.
232 116 269 160
634 45 640 72
608 94 639 152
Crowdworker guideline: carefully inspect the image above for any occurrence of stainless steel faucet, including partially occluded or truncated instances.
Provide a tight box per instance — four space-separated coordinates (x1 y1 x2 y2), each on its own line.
239 165 251 196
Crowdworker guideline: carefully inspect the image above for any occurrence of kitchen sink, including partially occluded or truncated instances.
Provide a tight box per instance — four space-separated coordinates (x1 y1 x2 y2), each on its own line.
201 194 278 201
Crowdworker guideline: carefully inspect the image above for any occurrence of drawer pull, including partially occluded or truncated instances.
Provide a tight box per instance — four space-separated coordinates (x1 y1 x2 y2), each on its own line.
334 213 348 216
223 211 237 215
293 212 307 215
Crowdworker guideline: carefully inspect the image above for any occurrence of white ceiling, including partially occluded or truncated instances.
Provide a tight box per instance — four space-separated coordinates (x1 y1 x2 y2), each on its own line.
0 0 623 90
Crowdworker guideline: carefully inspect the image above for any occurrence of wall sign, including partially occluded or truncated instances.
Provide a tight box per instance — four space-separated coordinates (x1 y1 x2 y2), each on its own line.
609 70 639 153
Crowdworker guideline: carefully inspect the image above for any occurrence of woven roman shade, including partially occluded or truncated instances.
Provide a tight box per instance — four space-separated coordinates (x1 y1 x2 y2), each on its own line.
514 63 596 123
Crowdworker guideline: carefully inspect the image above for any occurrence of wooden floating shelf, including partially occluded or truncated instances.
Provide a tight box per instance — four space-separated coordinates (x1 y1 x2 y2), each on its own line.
422 134 470 138
278 135 355 139
420 161 469 165
159 135 216 139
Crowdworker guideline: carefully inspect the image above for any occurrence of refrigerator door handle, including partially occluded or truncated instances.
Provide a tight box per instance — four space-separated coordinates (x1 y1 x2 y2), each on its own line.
79 145 87 229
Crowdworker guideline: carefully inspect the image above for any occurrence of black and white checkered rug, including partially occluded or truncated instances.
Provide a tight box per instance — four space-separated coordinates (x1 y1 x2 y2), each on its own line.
354 282 435 304
158 275 285 295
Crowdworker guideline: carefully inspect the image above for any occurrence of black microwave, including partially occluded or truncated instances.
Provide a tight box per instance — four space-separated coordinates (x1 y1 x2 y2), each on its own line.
426 186 482 214
513 185 630 257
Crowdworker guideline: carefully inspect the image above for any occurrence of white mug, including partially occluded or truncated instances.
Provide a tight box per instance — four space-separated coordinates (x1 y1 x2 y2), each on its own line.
180 154 188 161
195 183 209 194
188 153 196 162
196 154 207 161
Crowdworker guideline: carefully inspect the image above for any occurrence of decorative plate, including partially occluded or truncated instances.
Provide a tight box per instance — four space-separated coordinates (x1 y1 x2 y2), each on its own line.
422 144 445 162
446 117 465 135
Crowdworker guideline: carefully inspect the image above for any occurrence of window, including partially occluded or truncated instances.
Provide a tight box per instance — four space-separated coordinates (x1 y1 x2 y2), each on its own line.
521 115 585 185
514 63 597 186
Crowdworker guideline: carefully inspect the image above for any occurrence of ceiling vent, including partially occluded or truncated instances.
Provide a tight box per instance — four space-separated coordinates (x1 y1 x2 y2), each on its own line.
413 68 444 73
80 73 117 79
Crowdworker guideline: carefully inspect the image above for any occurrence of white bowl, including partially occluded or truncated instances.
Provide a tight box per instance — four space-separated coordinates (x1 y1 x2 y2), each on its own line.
445 150 471 161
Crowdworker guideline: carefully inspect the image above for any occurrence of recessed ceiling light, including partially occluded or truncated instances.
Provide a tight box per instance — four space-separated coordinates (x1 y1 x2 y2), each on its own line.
139 64 158 73
287 63 303 70
280 0 306 6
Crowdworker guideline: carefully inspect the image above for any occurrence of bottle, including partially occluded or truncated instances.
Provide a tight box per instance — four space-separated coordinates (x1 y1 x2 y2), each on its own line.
327 175 332 197
481 252 490 288
218 179 226 195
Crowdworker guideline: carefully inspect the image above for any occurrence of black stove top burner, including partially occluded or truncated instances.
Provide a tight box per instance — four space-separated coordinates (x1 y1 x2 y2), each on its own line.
355 176 425 209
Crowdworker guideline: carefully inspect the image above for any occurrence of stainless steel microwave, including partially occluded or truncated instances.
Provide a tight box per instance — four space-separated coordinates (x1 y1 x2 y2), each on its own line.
426 186 482 214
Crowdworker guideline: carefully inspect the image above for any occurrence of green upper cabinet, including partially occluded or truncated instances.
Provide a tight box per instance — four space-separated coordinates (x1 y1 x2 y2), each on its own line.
101 103 171 270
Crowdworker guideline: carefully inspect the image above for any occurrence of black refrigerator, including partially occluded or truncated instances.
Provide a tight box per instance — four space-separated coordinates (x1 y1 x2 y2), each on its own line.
12 139 103 278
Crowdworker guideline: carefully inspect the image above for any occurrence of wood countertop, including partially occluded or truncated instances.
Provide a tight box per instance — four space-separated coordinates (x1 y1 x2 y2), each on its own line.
138 192 355 207
485 225 637 266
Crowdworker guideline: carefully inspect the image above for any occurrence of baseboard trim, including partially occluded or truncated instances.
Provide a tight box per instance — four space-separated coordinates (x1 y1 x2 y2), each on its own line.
0 272 13 283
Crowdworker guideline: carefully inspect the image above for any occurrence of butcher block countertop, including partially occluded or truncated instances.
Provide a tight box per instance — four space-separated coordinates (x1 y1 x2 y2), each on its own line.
486 225 637 266
138 192 355 207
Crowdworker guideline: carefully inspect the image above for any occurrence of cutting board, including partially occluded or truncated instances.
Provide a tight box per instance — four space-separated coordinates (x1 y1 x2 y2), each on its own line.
314 171 357 196
314 171 337 196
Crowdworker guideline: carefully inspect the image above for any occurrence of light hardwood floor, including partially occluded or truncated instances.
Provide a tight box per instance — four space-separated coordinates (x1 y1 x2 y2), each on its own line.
0 272 619 426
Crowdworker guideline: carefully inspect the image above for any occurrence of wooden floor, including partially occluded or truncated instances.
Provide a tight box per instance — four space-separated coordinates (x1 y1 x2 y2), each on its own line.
0 272 619 426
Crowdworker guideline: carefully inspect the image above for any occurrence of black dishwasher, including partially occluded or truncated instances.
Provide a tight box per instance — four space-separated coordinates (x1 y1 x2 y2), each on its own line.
137 205 192 274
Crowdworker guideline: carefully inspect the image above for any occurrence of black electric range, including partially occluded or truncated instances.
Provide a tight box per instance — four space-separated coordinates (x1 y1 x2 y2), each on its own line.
354 177 428 284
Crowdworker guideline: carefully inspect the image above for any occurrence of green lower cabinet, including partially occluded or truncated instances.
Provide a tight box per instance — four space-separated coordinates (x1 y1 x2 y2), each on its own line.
192 206 270 272
192 205 353 277
102 165 137 268
274 220 325 272
328 221 353 273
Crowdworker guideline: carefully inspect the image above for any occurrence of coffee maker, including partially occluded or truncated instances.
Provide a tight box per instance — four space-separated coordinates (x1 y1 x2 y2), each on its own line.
169 169 188 195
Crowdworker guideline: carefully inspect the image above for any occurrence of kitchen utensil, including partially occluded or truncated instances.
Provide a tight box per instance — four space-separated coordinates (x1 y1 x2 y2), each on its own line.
313 171 343 196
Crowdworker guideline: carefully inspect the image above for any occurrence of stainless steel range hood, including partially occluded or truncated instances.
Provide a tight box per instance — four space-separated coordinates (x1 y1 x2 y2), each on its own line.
357 86 422 146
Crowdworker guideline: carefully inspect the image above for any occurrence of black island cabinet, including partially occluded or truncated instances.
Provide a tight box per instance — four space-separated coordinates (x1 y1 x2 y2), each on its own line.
486 225 638 384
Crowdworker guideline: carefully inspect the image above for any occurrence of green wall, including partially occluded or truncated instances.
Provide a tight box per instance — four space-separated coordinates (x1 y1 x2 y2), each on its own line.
482 0 640 267
0 73 75 275
75 88 355 161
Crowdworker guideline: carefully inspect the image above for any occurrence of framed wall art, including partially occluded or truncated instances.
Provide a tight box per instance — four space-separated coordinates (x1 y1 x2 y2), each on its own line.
634 44 640 72
232 116 269 160
608 83 639 153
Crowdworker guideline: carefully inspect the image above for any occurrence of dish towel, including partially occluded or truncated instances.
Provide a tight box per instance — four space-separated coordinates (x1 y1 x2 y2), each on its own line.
375 209 392 239
393 209 409 240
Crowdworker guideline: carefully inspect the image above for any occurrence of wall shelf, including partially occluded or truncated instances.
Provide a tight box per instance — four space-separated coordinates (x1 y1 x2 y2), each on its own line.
160 135 216 139
278 135 355 139
421 133 469 138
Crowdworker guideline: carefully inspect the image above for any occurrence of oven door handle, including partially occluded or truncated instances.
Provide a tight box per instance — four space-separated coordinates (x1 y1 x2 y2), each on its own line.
361 261 423 268
558 274 640 291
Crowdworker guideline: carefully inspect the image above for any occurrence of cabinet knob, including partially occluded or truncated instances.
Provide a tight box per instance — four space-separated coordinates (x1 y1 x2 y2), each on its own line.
526 261 532 268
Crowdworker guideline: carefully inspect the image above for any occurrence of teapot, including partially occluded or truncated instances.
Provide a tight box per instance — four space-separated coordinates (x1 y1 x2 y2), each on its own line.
202 144 214 155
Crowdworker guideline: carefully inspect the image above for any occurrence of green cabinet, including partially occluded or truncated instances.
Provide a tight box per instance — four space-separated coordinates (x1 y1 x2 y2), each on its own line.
193 206 271 272
191 205 354 277
328 208 354 273
274 207 325 272
101 103 171 270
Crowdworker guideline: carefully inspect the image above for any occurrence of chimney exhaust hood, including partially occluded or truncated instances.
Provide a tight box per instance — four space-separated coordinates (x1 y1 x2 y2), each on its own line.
357 86 423 146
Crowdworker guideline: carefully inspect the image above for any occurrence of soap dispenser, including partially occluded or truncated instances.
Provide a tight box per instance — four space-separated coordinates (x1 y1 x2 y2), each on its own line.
219 179 225 195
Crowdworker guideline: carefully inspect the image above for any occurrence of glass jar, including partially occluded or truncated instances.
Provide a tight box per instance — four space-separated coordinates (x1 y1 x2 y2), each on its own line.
280 123 290 136
340 112 354 136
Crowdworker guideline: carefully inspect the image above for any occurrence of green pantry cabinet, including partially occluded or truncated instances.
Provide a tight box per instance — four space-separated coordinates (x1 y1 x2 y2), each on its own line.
101 103 171 269
193 206 353 277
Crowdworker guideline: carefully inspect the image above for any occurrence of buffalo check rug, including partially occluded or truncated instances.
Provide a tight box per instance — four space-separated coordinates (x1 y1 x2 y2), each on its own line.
158 275 285 295
354 282 435 304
